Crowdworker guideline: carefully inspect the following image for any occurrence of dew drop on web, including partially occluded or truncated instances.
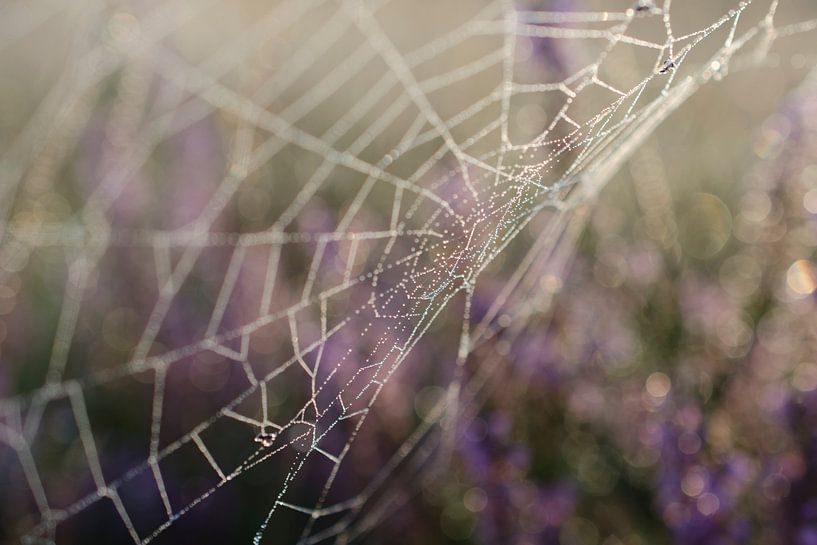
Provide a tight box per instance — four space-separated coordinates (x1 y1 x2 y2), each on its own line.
254 431 277 448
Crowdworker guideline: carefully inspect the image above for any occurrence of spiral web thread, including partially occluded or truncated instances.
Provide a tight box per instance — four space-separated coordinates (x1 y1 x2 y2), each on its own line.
0 0 815 543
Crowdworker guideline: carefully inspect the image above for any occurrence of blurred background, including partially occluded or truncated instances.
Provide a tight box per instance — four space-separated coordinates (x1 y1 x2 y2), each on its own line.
1 0 817 544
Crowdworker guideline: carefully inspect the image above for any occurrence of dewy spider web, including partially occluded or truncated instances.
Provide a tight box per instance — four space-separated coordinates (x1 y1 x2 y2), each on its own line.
0 0 815 543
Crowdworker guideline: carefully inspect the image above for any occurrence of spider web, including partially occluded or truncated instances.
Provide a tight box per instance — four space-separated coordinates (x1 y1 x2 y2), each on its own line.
0 0 815 543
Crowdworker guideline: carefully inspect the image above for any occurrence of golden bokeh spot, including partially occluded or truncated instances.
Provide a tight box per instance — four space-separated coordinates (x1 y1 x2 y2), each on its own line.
786 259 817 296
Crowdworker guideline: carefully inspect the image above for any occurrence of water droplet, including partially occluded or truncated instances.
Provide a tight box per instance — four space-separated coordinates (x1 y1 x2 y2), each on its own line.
658 59 676 74
254 431 277 448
